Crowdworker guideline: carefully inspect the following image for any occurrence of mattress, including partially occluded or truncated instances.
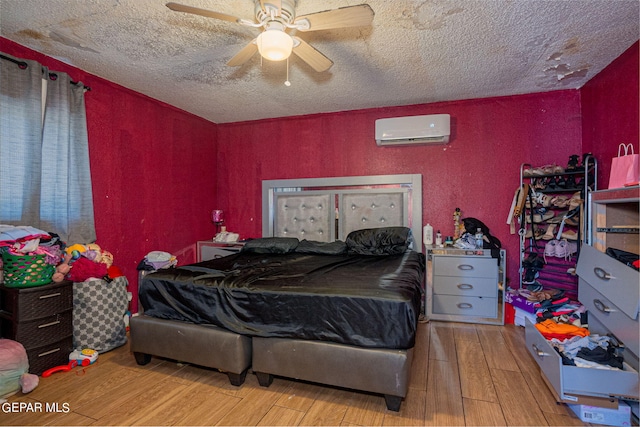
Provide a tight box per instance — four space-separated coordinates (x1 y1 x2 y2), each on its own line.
139 250 424 349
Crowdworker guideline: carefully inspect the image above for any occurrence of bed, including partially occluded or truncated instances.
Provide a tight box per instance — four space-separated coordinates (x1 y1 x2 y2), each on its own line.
130 174 424 411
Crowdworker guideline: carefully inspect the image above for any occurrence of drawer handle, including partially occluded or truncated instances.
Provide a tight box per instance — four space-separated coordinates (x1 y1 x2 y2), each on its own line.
38 347 61 357
457 303 473 309
39 292 62 299
38 320 60 328
593 299 615 314
457 284 474 290
457 264 474 271
593 267 612 281
532 344 549 358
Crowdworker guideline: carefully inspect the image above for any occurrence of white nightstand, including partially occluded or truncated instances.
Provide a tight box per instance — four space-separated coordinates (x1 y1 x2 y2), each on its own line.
426 246 506 325
196 241 245 262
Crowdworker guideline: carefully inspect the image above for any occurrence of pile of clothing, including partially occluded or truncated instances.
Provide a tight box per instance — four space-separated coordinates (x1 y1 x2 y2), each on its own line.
0 224 123 284
137 251 177 272
0 225 63 267
514 287 625 370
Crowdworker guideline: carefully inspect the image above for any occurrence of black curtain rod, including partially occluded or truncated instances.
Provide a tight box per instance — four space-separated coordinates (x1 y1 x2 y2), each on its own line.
0 53 91 91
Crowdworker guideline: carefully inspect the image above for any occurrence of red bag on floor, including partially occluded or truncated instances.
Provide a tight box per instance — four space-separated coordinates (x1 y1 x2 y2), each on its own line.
608 143 639 189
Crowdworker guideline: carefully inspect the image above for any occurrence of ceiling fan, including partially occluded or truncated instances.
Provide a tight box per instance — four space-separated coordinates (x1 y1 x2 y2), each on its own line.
166 1 374 72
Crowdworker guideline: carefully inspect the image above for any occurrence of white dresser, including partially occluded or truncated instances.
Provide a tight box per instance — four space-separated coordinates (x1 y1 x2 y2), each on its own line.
525 186 639 407
426 246 505 325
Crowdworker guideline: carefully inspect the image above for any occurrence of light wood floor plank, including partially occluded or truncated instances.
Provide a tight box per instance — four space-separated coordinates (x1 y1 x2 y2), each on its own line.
476 325 520 371
341 391 385 426
490 367 549 426
424 359 465 426
428 322 457 362
452 323 479 342
4 321 616 426
215 379 289 426
462 397 507 426
257 405 305 426
381 387 426 426
456 338 499 402
298 387 353 426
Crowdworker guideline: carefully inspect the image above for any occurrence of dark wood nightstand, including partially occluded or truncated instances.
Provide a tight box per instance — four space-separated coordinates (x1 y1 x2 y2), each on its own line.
0 280 74 375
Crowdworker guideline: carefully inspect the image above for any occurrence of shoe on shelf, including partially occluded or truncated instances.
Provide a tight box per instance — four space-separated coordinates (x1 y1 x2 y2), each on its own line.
544 240 558 263
567 154 580 171
526 210 555 224
551 195 569 208
568 192 583 210
524 225 546 240
542 224 557 240
560 230 579 241
523 253 545 270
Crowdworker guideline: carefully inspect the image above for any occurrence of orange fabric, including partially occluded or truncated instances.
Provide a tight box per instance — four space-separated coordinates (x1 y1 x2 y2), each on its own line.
534 319 590 340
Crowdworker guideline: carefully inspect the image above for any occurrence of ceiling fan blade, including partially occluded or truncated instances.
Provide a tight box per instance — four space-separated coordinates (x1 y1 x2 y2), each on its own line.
166 2 240 24
292 37 333 72
226 40 259 67
294 4 374 31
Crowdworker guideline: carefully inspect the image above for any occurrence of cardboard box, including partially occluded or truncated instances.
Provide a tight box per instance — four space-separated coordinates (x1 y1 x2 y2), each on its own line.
568 401 631 426
514 307 537 327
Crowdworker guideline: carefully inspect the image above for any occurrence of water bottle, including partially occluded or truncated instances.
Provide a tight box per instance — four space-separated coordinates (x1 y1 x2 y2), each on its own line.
475 228 484 249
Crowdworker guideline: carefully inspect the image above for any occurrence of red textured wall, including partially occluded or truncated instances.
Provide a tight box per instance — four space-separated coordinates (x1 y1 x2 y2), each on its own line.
0 38 218 311
217 92 584 286
581 41 639 188
2 36 637 309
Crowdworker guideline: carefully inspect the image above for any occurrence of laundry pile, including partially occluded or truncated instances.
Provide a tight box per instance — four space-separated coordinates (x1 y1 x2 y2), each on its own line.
0 225 63 260
0 224 123 285
510 287 626 370
137 251 177 272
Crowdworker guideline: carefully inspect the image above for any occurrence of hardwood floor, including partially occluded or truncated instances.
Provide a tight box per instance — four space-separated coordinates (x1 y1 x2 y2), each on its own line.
3 321 591 426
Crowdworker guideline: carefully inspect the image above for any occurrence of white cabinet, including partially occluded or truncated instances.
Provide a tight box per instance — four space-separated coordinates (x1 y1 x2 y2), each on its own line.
525 186 639 405
426 247 505 325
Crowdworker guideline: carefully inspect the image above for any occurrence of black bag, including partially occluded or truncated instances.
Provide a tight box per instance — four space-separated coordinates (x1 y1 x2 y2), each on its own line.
606 247 639 270
462 217 502 259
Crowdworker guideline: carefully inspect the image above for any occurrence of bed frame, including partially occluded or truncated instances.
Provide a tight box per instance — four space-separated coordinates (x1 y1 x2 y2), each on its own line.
131 174 423 411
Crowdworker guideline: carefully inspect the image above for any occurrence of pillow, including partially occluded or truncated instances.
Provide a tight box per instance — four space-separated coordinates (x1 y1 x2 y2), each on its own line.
241 237 299 254
295 239 348 255
345 227 413 256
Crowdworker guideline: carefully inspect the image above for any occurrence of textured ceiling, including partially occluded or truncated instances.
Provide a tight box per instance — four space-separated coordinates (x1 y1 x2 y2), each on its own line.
1 0 638 123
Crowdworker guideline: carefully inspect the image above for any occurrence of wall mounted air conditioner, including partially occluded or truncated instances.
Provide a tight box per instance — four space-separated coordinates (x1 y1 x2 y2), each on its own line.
375 114 450 146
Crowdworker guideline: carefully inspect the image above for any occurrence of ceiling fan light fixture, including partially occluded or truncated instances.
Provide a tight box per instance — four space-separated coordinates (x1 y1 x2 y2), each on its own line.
257 28 293 61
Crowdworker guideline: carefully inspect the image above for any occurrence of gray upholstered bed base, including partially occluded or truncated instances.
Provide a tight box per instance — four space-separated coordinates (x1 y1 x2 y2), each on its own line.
129 315 252 386
252 337 414 411
130 315 413 411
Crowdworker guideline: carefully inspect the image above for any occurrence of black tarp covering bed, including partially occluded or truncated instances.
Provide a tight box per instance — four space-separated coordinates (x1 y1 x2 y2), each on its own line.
139 249 424 349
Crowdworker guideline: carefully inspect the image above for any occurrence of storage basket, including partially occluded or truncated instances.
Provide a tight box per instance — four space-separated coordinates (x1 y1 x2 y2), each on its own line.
1 252 54 288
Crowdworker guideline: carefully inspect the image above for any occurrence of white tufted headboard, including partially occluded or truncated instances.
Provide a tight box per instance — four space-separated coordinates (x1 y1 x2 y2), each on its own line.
262 174 422 249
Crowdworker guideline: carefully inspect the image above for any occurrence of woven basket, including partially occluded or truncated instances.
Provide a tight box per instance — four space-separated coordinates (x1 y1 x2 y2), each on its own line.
1 252 54 288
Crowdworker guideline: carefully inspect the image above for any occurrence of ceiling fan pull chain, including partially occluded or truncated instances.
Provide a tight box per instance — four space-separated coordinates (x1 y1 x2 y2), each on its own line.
285 57 291 87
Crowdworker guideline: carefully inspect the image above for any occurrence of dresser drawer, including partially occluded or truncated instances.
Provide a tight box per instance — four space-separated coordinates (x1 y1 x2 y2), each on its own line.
579 279 639 358
432 294 497 318
1 282 73 322
1 310 73 349
525 318 639 400
433 256 497 279
26 336 73 376
577 245 639 320
433 276 497 297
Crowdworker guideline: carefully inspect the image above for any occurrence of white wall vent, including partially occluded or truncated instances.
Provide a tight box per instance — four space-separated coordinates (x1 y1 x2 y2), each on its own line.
375 114 450 146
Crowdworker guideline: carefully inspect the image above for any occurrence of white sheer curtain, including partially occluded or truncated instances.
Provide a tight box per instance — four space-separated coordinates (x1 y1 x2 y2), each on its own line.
0 52 96 243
